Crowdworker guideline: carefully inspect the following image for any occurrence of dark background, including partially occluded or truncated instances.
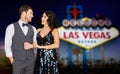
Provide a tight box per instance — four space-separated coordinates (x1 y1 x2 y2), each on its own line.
0 0 120 74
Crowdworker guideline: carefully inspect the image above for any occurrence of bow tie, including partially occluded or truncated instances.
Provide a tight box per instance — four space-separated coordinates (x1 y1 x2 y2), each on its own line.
22 23 28 27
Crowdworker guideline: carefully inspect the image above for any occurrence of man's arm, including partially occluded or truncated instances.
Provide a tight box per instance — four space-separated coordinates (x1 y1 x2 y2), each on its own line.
4 24 14 64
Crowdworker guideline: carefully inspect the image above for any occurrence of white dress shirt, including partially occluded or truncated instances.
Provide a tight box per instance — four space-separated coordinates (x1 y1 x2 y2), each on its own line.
4 20 37 57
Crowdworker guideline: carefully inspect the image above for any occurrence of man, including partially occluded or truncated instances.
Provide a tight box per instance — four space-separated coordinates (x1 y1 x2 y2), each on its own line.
4 5 37 74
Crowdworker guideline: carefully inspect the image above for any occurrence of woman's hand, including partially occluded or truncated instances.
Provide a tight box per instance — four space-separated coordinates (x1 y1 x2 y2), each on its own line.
33 42 38 48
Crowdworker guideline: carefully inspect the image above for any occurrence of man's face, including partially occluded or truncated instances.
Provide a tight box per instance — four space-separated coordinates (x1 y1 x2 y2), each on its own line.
25 9 33 22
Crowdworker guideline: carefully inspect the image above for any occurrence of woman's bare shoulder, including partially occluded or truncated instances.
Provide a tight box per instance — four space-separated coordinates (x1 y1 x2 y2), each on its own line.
52 28 58 32
52 28 58 34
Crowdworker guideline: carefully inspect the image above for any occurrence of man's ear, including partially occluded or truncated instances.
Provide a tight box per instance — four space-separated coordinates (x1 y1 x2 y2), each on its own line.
22 11 26 16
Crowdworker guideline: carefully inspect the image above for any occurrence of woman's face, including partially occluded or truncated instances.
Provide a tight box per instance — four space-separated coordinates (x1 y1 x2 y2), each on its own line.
41 13 48 25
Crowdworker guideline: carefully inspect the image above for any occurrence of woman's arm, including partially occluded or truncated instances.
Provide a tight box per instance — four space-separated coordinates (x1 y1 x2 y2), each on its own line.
37 29 59 49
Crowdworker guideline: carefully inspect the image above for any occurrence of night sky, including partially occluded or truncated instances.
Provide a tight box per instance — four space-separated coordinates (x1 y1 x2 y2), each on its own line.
0 0 120 62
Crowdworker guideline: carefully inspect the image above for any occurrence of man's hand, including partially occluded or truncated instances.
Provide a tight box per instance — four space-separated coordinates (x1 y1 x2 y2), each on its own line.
8 57 14 64
24 42 33 50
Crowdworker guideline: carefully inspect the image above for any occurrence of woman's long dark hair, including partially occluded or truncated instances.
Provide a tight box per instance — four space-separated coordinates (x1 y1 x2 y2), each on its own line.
38 11 58 31
45 11 58 31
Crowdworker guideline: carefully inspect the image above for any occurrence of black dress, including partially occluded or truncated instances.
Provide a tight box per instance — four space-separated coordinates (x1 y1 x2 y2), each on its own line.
34 31 59 74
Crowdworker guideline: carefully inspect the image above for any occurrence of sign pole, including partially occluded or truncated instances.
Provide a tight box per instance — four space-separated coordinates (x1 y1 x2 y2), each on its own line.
68 43 73 73
82 49 88 74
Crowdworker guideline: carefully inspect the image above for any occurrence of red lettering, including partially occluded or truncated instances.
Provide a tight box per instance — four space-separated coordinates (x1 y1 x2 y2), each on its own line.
89 32 94 39
82 32 111 39
82 32 89 39
69 32 74 38
75 32 79 39
106 32 111 38
63 32 68 38
101 32 106 38
94 32 100 39
64 32 80 39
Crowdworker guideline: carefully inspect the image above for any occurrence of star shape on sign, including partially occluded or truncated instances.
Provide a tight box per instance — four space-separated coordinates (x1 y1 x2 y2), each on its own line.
70 8 80 19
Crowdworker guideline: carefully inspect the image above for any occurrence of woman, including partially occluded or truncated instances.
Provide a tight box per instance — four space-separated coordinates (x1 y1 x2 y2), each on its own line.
24 11 59 74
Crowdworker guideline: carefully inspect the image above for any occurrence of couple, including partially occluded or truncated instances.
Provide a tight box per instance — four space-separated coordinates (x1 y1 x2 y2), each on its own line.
4 5 59 74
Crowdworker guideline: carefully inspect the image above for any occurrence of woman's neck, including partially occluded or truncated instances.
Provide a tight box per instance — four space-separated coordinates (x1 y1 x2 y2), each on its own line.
43 24 49 28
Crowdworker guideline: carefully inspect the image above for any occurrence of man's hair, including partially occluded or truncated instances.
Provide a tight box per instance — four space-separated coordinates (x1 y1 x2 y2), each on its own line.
19 5 32 15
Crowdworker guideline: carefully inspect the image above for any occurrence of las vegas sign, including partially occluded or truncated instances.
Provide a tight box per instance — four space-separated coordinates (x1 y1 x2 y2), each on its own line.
58 17 119 50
